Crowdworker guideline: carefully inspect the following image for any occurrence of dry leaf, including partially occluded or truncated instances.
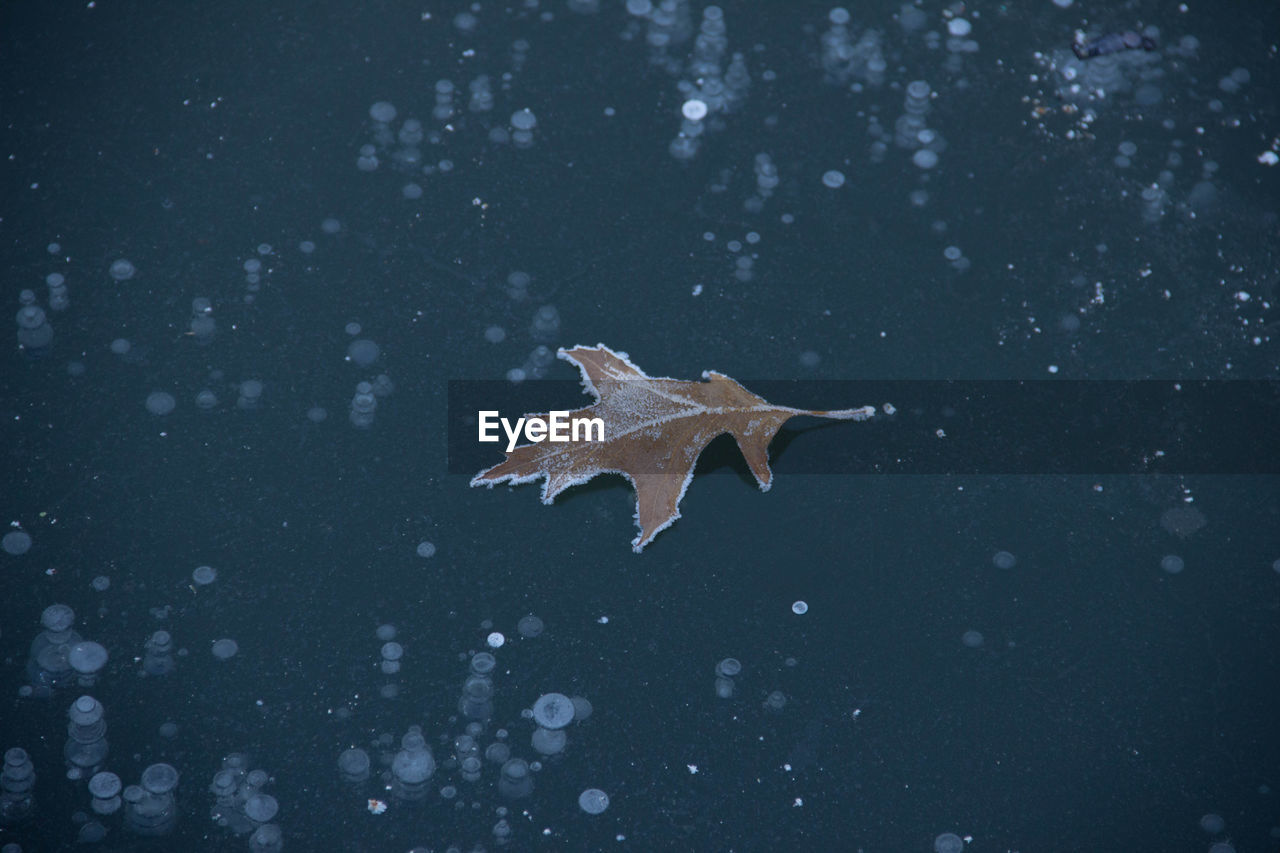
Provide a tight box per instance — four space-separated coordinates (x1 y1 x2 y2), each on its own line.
470 344 874 552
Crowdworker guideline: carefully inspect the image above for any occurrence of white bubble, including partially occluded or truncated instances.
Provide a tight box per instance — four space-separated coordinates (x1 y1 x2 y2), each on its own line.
244 793 279 823
69 641 108 674
947 18 972 37
487 632 505 649
416 541 436 558
145 391 176 416
578 788 610 814
821 170 846 189
369 101 397 122
532 693 575 729
791 600 808 615
934 833 964 853
2 530 33 556
912 149 939 169
108 259 136 281
1200 813 1225 834
681 99 708 121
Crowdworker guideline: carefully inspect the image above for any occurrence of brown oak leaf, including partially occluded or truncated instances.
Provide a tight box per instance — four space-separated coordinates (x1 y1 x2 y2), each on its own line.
470 344 874 552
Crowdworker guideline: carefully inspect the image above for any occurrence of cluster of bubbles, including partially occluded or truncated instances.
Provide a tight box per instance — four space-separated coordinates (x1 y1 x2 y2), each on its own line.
749 153 779 210
819 6 887 88
236 379 264 411
2 584 254 846
1198 812 1247 853
326 616 607 848
376 623 404 698
483 304 559 383
505 276 563 379
712 656 742 699
359 89 541 192
23 605 108 696
2 740 180 843
941 244 971 273
466 269 569 380
208 754 284 851
663 6 750 161
15 289 55 357
15 252 71 350
189 297 216 344
5 585 622 848
895 80 945 170
121 763 181 837
240 245 276 305
65 695 109 780
625 0 693 69
1021 28 1271 348
0 749 36 826
142 628 178 675
17 218 426 439
1048 26 1168 108
341 325 395 428
650 5 987 287
346 5 1237 357
45 271 70 312
820 4 979 90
